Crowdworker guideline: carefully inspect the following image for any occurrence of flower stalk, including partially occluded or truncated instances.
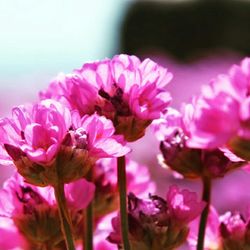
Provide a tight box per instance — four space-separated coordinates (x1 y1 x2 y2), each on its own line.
84 169 94 250
54 183 75 250
197 176 211 250
117 156 131 250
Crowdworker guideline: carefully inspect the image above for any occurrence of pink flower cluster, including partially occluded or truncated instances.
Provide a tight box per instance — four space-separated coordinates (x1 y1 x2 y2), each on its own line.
2 54 250 250
0 54 178 250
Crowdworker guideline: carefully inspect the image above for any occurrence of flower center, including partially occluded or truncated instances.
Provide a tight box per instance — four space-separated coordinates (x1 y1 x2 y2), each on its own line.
98 84 131 116
74 128 88 149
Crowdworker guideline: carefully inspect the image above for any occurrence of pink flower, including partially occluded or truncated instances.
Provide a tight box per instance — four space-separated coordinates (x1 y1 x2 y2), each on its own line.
153 105 245 179
0 172 95 249
187 58 250 159
108 186 203 249
188 206 250 250
167 185 205 225
41 54 172 141
0 99 71 165
0 100 130 186
0 173 62 248
188 84 241 149
220 211 246 241
0 172 95 219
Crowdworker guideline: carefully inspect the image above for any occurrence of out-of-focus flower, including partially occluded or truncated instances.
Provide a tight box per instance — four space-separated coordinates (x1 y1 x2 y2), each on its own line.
220 212 246 241
152 106 245 179
0 173 62 249
219 211 250 249
167 185 205 226
0 173 95 249
108 185 203 250
0 100 130 186
41 54 172 142
188 206 250 250
187 57 250 161
93 157 155 220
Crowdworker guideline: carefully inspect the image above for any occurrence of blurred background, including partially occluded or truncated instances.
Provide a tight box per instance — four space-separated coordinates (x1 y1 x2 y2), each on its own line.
1 0 250 218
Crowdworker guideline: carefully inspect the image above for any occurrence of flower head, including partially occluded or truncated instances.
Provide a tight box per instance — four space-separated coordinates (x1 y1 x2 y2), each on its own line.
0 173 62 248
0 100 71 165
108 186 203 250
0 173 95 249
167 185 205 225
153 105 245 179
41 54 172 141
0 100 129 186
187 57 250 161
220 212 246 241
188 206 250 250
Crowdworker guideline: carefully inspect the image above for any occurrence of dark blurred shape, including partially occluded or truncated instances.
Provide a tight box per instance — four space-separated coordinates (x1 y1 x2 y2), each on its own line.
120 0 250 61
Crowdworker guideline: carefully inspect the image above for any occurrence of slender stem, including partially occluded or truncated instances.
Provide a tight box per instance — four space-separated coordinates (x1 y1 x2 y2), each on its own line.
117 156 131 250
84 170 94 250
197 176 212 250
54 183 75 250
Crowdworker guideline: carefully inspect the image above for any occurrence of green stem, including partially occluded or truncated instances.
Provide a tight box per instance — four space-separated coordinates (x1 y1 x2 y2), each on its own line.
84 170 94 250
197 176 212 250
117 156 131 250
54 183 75 250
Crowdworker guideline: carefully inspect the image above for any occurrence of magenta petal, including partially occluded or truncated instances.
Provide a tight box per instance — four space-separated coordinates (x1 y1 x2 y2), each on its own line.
65 179 95 210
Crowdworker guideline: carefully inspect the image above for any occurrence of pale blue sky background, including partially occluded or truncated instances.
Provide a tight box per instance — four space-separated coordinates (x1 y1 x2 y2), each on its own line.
0 0 129 113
